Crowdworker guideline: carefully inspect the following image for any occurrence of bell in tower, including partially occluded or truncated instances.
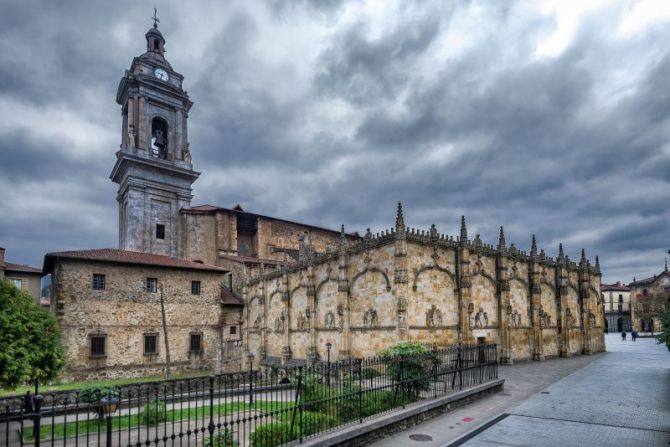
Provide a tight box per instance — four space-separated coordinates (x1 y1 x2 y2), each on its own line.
110 13 199 258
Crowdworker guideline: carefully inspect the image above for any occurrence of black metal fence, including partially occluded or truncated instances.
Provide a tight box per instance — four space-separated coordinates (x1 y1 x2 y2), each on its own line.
1 344 497 447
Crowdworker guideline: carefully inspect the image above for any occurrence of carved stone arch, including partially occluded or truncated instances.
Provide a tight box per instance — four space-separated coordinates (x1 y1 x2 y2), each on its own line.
474 271 497 289
268 290 283 306
510 276 528 287
541 279 557 294
350 267 392 292
290 284 306 298
248 295 263 306
412 264 455 291
316 277 338 297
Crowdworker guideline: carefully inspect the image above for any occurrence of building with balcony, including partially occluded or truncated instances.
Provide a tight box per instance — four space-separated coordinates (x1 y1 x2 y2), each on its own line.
601 281 631 333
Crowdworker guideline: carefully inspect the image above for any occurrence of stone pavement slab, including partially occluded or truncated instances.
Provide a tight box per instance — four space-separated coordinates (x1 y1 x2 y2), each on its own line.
458 334 670 447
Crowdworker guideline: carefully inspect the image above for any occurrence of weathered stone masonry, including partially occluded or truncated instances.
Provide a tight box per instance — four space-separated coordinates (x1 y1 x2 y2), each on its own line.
243 204 605 368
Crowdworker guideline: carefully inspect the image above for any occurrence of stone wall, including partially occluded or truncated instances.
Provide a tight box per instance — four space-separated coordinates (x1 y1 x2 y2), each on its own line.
51 259 227 381
242 208 605 369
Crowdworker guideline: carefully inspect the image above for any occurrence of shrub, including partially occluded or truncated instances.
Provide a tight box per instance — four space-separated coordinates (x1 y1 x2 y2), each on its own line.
380 342 439 399
300 411 339 436
78 385 120 418
250 422 301 447
139 400 167 426
361 367 381 380
205 428 237 447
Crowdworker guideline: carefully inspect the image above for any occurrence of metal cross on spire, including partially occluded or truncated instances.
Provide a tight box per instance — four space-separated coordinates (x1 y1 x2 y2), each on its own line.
151 8 160 28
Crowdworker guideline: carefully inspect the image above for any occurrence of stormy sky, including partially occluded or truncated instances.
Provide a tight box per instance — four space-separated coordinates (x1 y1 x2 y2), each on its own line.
0 0 669 283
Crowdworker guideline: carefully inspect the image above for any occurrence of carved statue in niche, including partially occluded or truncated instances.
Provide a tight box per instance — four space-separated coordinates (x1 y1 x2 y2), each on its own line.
252 315 262 330
473 307 487 328
539 305 551 328
588 310 596 326
397 297 407 312
324 311 336 329
127 124 136 149
274 310 286 333
363 308 378 328
426 305 442 327
297 311 311 331
398 312 406 329
183 142 192 163
565 308 576 328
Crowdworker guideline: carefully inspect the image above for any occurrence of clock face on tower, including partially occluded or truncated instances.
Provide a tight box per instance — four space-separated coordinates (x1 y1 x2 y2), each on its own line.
154 68 169 81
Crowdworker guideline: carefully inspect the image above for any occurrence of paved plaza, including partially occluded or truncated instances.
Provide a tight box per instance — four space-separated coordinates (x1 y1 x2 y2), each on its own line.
370 334 670 447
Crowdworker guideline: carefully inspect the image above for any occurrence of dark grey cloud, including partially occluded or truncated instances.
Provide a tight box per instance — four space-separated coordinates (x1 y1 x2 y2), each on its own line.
0 0 669 284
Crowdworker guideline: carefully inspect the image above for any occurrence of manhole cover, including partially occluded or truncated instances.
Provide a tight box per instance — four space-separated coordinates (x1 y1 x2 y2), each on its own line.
541 391 550 394
409 434 433 442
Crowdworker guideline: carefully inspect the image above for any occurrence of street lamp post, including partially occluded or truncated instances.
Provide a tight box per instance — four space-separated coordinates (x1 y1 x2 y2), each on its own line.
248 352 255 404
100 394 119 447
326 343 332 386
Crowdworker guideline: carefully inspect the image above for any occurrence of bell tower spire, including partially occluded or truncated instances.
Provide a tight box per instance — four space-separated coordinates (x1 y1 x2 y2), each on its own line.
111 17 198 257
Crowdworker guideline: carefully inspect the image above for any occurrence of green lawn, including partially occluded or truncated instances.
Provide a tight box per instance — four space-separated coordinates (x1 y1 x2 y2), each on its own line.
24 400 290 441
1 372 213 397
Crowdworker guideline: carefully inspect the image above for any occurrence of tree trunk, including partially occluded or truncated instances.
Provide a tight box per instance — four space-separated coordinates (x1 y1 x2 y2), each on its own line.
159 284 172 379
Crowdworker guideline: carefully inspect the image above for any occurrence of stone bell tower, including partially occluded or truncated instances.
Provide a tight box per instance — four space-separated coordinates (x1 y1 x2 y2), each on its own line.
110 17 198 257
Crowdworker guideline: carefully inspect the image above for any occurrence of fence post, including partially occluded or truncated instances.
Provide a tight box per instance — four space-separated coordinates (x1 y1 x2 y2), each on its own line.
290 367 303 441
208 375 215 440
32 394 43 447
432 347 438 399
357 359 363 423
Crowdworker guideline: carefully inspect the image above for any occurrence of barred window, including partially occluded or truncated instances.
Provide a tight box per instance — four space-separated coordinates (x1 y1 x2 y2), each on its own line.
189 333 202 352
230 326 237 335
156 224 165 240
191 281 201 295
92 274 106 290
90 335 106 357
144 333 158 355
146 278 158 293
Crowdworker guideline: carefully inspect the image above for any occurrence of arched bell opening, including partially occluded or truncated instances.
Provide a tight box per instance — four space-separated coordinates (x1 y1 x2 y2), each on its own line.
151 117 168 159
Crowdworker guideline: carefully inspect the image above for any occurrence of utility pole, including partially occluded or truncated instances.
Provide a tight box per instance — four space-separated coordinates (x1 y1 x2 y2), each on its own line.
159 284 172 379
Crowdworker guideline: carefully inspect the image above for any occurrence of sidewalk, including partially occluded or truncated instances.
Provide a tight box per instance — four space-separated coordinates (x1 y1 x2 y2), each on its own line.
370 334 670 447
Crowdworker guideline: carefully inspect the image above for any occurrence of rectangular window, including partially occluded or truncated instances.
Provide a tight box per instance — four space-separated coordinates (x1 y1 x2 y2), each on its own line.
92 274 106 290
146 277 158 293
90 335 106 357
229 326 237 335
144 333 158 355
9 278 22 289
189 333 202 352
156 224 165 240
191 281 201 295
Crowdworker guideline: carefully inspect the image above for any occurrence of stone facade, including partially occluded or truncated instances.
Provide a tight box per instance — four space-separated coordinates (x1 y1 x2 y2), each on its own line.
44 250 229 381
242 204 605 368
629 263 670 333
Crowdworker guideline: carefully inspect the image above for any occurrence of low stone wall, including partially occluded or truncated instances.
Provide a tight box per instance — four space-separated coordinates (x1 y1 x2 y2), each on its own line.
298 378 505 447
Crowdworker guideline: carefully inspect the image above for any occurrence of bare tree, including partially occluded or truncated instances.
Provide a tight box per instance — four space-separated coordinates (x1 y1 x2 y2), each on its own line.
159 284 172 379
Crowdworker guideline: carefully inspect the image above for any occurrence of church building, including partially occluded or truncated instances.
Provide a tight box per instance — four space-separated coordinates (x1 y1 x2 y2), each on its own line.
46 20 605 380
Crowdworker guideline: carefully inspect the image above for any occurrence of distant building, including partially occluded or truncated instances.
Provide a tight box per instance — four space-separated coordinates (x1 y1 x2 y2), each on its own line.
601 281 631 332
43 249 241 381
0 247 42 303
628 261 670 333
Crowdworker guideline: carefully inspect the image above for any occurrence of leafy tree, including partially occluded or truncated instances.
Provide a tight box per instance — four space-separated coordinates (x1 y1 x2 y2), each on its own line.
657 296 670 352
0 279 65 389
380 341 439 399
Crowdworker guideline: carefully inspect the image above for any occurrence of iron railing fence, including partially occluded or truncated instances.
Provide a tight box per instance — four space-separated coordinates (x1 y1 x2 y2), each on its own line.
1 344 497 447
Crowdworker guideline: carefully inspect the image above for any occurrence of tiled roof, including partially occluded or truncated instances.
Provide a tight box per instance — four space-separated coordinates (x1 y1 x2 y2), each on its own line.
183 204 360 238
221 287 244 306
4 262 42 274
43 249 227 274
601 283 631 292
628 271 668 287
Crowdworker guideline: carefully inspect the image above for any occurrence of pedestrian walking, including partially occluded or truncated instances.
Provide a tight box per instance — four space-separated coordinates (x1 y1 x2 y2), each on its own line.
632 330 638 342
622 331 627 341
